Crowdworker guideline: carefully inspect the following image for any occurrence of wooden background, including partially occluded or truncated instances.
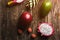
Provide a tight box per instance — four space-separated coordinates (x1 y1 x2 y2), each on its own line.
0 0 60 40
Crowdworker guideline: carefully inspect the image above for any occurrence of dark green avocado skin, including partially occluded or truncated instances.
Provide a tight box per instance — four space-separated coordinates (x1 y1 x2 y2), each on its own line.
39 0 52 18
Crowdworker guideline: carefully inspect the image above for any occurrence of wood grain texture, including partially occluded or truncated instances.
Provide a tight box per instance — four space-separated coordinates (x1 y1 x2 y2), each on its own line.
0 0 60 40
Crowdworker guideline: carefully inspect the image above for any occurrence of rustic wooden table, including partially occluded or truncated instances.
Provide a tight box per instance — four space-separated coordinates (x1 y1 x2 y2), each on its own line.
0 0 60 40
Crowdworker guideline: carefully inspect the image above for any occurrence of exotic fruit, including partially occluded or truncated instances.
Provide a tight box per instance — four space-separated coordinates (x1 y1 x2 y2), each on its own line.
38 23 54 36
31 34 37 38
8 0 24 6
39 0 52 18
18 29 23 34
27 27 32 33
19 11 32 26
